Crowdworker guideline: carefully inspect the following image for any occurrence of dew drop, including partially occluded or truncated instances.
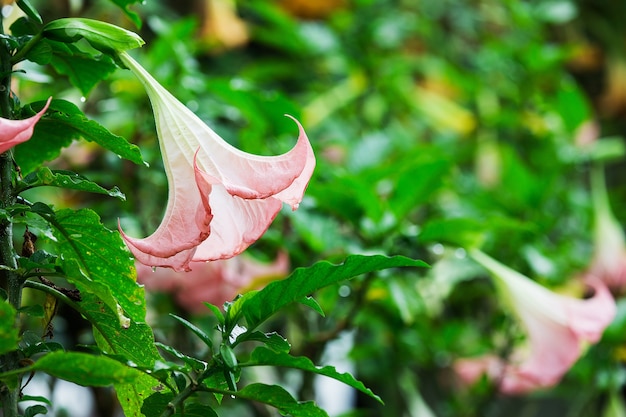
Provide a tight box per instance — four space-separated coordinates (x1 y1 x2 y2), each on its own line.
80 96 86 103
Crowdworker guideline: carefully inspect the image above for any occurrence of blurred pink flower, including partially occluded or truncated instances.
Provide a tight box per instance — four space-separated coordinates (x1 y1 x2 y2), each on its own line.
0 98 51 154
118 52 315 272
589 165 626 291
456 250 616 394
136 252 289 313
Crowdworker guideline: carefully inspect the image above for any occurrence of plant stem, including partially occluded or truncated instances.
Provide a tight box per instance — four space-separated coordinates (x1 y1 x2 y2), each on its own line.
0 18 22 417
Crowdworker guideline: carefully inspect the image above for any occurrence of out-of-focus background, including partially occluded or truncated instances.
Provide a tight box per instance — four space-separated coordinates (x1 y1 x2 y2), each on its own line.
10 0 626 416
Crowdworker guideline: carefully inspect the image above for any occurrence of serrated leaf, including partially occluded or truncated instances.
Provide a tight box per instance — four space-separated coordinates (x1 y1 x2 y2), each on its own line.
28 351 142 386
20 167 125 200
43 18 144 53
244 347 382 404
242 255 428 330
0 301 19 356
15 99 145 173
235 384 328 417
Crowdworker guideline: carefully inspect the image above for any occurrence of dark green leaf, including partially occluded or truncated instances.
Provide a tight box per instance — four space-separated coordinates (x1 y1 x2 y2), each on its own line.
24 40 52 65
15 99 145 173
48 41 117 95
23 404 47 417
43 18 144 53
0 301 19 356
244 347 382 403
9 17 39 36
142 393 219 417
220 344 238 370
16 0 42 25
19 395 52 406
169 314 213 350
235 383 328 417
242 255 428 330
155 342 207 373
234 331 291 353
20 167 125 200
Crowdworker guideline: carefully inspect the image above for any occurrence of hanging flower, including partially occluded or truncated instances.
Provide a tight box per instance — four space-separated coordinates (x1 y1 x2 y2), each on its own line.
118 52 315 271
588 165 626 292
0 98 51 154
136 252 289 313
455 249 616 394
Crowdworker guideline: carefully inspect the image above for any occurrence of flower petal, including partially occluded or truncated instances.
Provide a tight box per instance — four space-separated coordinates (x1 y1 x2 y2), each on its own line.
118 52 315 271
0 97 52 154
119 52 315 205
119 159 213 271
458 250 616 394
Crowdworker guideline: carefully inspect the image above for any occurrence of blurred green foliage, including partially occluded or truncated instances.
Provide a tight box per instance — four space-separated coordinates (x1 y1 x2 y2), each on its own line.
10 0 626 416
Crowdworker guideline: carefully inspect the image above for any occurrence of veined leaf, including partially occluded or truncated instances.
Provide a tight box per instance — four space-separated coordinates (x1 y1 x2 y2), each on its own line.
20 167 125 200
235 384 328 417
15 99 145 173
28 351 142 386
48 40 117 96
243 346 382 403
241 254 428 330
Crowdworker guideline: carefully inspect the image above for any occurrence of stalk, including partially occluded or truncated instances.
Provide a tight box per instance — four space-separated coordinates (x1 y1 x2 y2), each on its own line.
0 17 23 417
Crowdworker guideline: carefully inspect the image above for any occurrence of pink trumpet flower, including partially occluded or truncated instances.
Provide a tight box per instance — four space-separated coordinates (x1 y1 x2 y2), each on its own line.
588 165 626 291
0 98 51 154
136 252 289 313
455 249 616 394
118 52 315 271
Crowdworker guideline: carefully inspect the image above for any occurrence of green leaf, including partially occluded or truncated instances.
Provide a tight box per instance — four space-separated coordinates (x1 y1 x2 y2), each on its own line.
39 207 168 417
25 40 52 65
109 0 143 28
20 167 125 200
169 314 213 350
235 384 328 417
142 393 219 417
234 331 291 353
29 351 142 386
48 40 118 96
16 0 42 25
23 404 47 417
15 99 145 173
203 302 225 325
155 342 207 373
43 18 144 53
241 255 428 330
0 301 19 356
244 346 382 404
418 217 487 249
